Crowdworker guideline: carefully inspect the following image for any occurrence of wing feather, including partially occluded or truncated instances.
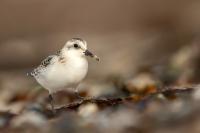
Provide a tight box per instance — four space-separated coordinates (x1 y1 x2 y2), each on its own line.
28 55 55 77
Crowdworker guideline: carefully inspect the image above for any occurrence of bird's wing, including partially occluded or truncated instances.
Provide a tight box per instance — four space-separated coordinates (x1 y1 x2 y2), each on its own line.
28 55 56 77
40 55 55 67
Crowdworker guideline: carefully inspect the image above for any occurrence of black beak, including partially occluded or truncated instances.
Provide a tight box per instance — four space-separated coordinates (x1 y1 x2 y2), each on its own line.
84 50 100 61
84 50 94 57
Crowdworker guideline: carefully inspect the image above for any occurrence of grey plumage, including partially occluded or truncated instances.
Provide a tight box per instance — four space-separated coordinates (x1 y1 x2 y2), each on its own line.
27 49 62 77
27 55 55 77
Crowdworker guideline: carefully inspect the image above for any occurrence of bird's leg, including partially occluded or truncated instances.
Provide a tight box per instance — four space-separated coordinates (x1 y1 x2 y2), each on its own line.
48 94 56 114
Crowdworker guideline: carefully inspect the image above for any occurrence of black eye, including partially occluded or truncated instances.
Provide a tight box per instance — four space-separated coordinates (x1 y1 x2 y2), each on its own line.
74 44 79 48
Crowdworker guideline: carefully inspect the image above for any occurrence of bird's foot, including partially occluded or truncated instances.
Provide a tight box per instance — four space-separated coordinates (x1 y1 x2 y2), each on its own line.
48 94 56 114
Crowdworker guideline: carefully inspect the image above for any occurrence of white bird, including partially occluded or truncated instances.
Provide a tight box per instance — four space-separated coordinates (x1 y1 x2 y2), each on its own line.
28 38 99 111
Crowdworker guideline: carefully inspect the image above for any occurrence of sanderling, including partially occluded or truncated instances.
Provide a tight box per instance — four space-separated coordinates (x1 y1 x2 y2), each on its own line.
28 38 99 111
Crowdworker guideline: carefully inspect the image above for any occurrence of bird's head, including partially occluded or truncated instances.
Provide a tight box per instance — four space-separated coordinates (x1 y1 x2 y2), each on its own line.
63 38 100 61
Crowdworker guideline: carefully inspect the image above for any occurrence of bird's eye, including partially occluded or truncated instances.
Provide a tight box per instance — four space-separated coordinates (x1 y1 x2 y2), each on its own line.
74 44 79 48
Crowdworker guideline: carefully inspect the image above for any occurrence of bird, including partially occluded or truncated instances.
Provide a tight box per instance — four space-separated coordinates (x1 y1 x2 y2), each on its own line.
28 38 99 112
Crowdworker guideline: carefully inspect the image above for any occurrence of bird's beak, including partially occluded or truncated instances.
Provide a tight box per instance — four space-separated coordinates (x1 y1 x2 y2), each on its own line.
84 50 100 61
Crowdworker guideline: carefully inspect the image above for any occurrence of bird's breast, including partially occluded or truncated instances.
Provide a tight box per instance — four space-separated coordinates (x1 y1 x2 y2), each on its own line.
63 57 88 83
45 57 88 88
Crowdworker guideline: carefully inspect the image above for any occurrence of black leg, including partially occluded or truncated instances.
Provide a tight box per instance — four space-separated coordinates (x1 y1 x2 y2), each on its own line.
48 94 56 113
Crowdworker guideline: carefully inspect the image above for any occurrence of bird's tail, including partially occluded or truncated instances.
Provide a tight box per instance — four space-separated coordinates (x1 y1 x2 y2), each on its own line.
26 71 34 77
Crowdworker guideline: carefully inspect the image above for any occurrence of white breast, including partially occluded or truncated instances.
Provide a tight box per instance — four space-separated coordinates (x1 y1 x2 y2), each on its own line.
36 56 88 93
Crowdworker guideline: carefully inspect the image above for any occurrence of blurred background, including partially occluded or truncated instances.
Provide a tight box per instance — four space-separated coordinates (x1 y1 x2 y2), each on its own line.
1 0 200 133
1 0 200 76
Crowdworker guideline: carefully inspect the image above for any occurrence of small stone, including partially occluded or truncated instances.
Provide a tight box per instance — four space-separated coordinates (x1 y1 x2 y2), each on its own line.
193 85 200 100
78 103 98 117
125 73 158 94
11 110 47 128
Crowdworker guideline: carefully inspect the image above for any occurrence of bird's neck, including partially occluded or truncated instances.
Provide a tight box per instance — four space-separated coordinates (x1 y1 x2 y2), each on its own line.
61 50 87 63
